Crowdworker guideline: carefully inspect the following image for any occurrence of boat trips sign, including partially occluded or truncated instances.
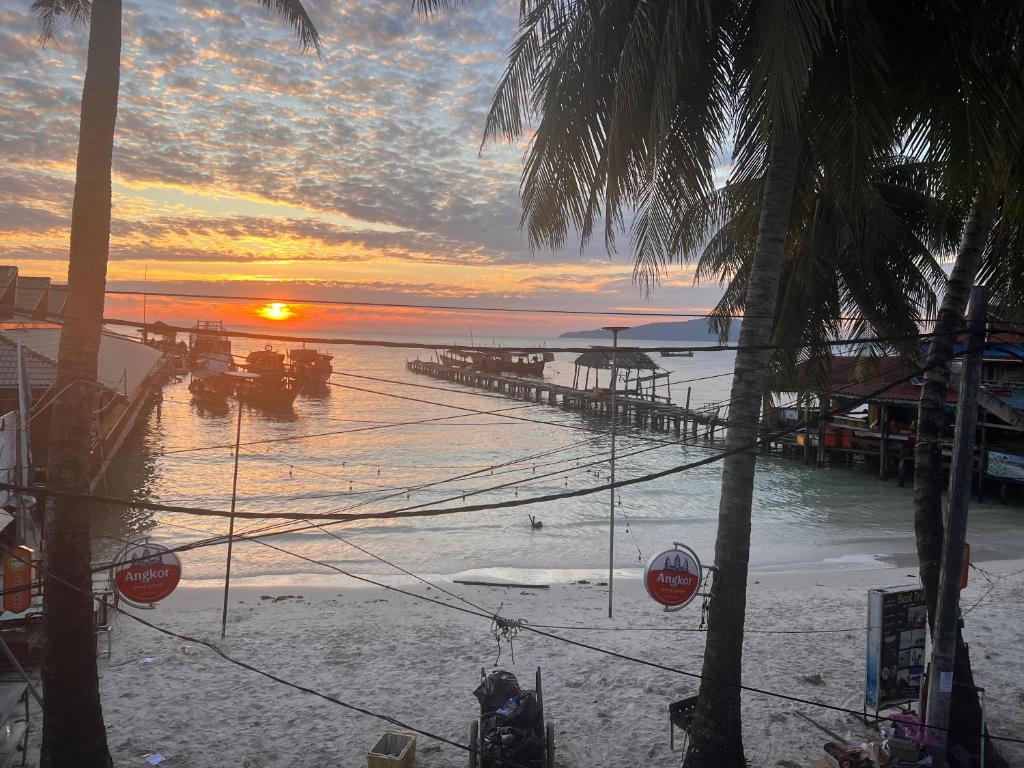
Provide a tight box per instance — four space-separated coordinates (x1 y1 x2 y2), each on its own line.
645 544 702 610
864 585 927 710
113 542 182 606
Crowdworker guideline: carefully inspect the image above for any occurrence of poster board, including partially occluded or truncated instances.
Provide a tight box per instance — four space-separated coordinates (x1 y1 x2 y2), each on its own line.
987 450 1024 481
865 585 927 711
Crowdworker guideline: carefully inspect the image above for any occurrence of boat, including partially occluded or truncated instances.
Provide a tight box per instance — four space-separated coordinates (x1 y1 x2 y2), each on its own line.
236 346 300 408
188 320 233 373
438 349 476 369
439 348 554 376
288 347 334 390
141 320 188 375
189 369 298 410
660 350 694 358
187 370 232 408
475 350 552 376
244 345 287 378
232 370 299 409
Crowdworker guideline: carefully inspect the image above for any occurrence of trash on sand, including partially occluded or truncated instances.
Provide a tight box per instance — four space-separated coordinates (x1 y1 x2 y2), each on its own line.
139 657 156 665
143 753 166 765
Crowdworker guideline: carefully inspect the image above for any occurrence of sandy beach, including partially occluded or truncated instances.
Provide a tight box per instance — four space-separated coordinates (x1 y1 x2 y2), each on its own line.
25 558 1023 767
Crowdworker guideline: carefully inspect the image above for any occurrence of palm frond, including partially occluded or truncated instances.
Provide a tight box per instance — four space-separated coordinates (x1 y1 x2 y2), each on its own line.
256 0 320 54
31 0 90 43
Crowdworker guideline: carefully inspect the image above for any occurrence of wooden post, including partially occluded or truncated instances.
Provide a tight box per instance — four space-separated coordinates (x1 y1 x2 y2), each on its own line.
803 400 812 464
816 395 826 468
879 404 890 480
977 419 987 503
924 286 987 766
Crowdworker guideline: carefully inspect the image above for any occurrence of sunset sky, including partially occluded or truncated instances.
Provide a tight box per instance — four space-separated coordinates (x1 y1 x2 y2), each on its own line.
0 0 727 336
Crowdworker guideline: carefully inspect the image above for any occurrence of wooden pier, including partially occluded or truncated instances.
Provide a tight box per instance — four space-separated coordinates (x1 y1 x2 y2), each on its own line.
405 359 725 438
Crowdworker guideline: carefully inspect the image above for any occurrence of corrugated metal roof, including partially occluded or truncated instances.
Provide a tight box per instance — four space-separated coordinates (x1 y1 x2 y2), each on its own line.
0 327 162 398
14 276 49 314
0 268 17 293
46 285 69 316
573 348 659 370
0 336 57 390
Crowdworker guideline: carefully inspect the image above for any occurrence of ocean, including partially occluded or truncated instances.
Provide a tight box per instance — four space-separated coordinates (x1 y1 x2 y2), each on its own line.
94 333 1024 586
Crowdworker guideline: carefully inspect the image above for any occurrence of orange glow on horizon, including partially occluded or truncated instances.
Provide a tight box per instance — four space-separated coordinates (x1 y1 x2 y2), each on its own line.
257 302 294 321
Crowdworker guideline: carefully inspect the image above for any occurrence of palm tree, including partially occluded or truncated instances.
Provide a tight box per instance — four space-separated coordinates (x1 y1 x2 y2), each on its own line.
29 1 318 765
442 1 898 765
656 157 957 396
894 5 1024 760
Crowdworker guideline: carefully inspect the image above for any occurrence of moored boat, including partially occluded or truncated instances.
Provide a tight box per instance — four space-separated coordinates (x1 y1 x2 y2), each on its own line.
187 371 232 408
438 348 553 376
188 320 233 373
288 347 333 390
659 350 694 358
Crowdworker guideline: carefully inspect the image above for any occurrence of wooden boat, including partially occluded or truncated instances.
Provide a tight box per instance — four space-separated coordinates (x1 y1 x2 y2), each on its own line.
188 320 233 373
660 350 694 358
232 370 299 409
440 348 553 376
288 347 333 390
438 349 476 369
187 371 232 407
475 351 550 376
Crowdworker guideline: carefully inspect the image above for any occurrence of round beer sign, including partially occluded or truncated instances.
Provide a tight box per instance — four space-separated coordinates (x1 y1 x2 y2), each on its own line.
113 542 182 605
645 544 702 609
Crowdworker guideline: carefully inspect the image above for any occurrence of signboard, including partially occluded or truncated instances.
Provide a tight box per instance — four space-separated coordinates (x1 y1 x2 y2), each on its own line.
644 544 702 610
865 585 927 710
113 542 182 606
2 546 34 614
987 450 1024 481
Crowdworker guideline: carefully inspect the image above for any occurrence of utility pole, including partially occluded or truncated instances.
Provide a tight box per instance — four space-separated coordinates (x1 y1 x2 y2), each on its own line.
602 326 628 618
220 398 244 639
924 286 988 766
15 345 34 550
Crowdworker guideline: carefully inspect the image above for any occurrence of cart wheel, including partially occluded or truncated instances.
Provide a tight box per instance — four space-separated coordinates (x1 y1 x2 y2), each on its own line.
545 722 555 768
468 719 479 768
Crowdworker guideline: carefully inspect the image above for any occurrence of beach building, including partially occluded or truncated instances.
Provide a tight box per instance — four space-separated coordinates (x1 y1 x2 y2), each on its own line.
0 266 168 673
781 330 1024 497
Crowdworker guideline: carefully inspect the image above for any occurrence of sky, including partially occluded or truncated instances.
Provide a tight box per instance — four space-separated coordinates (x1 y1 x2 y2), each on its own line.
0 0 728 336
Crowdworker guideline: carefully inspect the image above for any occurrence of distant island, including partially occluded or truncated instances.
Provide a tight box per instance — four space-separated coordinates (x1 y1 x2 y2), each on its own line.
559 318 740 342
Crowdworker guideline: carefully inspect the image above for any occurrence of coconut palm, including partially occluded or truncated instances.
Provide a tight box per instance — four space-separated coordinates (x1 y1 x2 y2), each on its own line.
29 1 318 765
458 1 902 765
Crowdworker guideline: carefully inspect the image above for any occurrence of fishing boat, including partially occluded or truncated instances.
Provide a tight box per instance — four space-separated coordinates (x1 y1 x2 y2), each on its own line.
438 349 476 369
188 320 233 373
288 347 333 390
244 345 287 377
439 348 553 376
187 370 232 408
238 346 300 408
232 370 299 409
474 350 553 376
659 350 694 358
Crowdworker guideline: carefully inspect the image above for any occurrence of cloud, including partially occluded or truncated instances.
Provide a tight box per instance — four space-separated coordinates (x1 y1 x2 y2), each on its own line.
0 0 727 333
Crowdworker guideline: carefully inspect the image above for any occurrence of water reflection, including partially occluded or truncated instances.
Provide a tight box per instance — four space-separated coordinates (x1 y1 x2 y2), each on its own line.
90 335 1024 583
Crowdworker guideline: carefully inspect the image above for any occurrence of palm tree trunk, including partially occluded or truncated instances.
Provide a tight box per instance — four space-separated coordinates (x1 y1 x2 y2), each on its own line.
40 0 120 765
912 199 994 763
684 131 802 768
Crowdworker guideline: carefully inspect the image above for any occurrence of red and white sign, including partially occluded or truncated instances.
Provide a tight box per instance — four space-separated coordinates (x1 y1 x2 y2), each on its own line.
113 543 181 605
645 544 702 609
3 546 35 614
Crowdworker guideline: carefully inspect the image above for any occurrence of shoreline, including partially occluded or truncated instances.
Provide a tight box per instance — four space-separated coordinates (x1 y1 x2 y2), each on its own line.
170 551 1021 592
30 557 1020 767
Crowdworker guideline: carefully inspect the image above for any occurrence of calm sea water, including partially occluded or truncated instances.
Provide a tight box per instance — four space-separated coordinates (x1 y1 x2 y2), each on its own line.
95 333 1024 585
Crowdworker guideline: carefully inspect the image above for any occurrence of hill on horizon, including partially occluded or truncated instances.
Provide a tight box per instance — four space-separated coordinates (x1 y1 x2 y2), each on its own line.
559 318 740 342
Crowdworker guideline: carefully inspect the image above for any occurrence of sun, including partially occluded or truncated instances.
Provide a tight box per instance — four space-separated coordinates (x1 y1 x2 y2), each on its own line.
257 302 294 321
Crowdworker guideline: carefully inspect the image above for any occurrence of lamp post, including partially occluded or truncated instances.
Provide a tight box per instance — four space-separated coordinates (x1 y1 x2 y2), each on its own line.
602 326 629 618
